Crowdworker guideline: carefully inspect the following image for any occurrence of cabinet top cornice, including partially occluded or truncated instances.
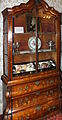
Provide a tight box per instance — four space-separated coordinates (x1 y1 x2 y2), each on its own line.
2 0 59 17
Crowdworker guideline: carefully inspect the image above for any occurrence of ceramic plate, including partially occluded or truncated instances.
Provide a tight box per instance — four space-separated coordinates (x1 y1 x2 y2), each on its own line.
28 36 41 50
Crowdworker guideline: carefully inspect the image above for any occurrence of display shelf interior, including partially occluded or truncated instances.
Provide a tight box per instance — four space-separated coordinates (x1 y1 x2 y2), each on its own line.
13 48 56 55
12 59 56 76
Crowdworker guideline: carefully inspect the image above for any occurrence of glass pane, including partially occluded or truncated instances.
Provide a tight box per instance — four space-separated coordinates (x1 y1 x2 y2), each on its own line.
12 12 37 76
3 18 8 76
38 9 56 72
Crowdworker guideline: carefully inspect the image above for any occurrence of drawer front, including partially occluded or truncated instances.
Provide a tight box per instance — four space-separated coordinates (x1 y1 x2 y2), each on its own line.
8 87 60 112
5 99 60 120
37 111 60 120
9 77 60 97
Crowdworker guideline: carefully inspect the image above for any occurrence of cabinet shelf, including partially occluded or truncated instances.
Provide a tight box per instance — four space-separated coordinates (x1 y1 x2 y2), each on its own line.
13 32 56 35
39 48 56 53
13 66 56 77
13 48 56 55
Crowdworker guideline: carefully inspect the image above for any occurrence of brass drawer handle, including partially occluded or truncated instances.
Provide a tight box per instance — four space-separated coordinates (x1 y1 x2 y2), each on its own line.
21 116 24 120
26 116 30 120
36 105 41 111
50 90 53 94
46 90 53 96
48 107 51 111
41 117 43 120
46 80 48 84
50 80 54 84
35 81 40 86
48 106 56 112
52 106 56 110
25 97 28 104
36 91 40 96
25 86 29 91
19 99 23 104
46 91 49 96
41 116 47 120
19 87 23 91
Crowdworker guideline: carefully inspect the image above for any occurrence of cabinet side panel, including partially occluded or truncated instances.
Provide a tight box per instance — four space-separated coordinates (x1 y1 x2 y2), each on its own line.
3 18 8 76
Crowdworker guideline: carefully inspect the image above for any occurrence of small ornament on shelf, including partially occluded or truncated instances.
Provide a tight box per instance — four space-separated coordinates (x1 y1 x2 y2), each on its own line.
46 40 55 50
13 42 20 54
16 42 20 53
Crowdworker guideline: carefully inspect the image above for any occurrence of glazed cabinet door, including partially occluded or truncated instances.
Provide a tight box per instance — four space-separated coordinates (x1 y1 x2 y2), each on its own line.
12 4 60 78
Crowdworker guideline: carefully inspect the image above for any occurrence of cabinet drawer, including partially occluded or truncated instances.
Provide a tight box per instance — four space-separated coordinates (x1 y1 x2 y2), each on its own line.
5 99 60 120
6 87 60 113
7 77 60 98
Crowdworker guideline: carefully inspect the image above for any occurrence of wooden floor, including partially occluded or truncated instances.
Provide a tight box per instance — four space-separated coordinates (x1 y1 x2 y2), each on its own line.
0 115 3 120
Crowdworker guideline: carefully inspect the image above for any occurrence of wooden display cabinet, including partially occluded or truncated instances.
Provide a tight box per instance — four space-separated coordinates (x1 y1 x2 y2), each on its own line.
1 0 61 119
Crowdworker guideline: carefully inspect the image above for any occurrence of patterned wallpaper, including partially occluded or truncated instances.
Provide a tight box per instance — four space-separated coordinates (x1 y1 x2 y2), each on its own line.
0 0 62 114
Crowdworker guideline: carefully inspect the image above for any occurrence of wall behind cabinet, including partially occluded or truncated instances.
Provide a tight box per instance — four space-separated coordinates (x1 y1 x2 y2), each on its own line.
0 0 62 115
